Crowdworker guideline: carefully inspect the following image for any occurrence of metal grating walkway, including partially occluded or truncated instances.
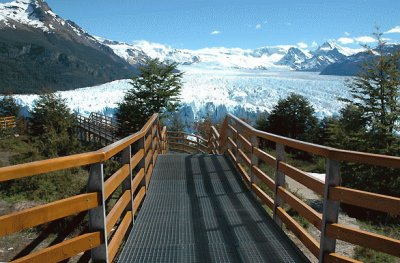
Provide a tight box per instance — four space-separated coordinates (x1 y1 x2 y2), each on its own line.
118 154 309 263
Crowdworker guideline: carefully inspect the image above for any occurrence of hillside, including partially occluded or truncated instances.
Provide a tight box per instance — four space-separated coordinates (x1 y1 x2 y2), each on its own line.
0 0 138 94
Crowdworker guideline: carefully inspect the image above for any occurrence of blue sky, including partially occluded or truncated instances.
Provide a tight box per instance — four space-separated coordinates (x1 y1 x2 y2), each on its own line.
7 0 400 49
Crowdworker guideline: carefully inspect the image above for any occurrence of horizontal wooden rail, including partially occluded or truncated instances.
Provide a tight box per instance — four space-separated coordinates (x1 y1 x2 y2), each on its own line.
11 232 102 263
131 149 145 170
238 149 251 166
278 161 324 195
104 164 130 199
237 133 252 151
251 183 274 210
251 166 275 191
0 152 103 182
132 168 145 194
330 186 400 215
106 190 131 235
326 223 400 257
324 253 362 263
0 193 99 237
133 186 146 215
277 207 320 258
277 186 322 229
253 147 275 167
108 211 132 262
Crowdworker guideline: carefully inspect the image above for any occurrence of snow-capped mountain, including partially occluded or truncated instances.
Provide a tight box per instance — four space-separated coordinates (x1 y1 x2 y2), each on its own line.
277 47 312 67
100 40 294 70
284 41 365 72
101 38 364 73
321 43 400 76
0 0 136 94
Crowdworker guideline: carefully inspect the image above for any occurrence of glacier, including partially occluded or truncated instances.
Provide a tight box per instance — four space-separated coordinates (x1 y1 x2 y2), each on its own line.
12 65 351 127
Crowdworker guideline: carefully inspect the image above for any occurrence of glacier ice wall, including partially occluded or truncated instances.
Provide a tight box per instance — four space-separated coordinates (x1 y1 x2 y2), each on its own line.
11 66 351 127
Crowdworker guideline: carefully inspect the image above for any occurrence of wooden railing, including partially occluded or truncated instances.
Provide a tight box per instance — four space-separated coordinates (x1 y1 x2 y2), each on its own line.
0 114 167 263
210 113 400 263
77 113 119 144
167 131 209 154
0 116 16 129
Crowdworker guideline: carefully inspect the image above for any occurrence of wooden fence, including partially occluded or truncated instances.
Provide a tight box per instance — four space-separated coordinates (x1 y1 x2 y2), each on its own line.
76 113 119 144
0 114 166 262
209 113 400 263
0 116 16 129
167 131 209 153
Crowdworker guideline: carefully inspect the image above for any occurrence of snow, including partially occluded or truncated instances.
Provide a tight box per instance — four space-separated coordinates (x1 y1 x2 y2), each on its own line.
12 67 351 126
0 0 49 31
103 40 293 70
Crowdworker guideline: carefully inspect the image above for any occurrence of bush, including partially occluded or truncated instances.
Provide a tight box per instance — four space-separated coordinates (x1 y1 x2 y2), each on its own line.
263 93 317 142
29 93 80 157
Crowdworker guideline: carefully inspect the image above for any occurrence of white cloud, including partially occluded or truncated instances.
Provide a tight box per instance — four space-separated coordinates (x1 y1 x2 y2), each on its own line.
385 26 400 34
337 37 354 44
354 36 376 43
210 30 221 35
255 24 262 29
344 31 351 36
311 41 318 48
297 42 308 49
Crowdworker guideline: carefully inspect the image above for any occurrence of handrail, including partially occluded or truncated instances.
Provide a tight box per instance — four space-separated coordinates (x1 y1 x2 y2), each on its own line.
166 131 209 154
211 113 400 263
227 113 400 168
0 115 16 129
0 113 167 263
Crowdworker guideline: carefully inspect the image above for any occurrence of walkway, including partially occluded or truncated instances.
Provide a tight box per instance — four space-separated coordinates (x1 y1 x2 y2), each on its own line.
117 154 308 263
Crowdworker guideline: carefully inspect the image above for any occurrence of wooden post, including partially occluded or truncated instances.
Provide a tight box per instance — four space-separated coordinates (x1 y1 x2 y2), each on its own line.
319 159 341 262
250 134 259 183
121 145 134 225
273 143 285 227
87 163 108 262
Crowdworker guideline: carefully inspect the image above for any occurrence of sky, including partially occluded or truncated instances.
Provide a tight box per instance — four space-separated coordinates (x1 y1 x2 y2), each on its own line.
4 0 400 49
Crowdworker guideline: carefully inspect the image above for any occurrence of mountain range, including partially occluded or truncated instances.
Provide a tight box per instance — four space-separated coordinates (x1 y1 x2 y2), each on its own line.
0 0 398 94
101 39 365 73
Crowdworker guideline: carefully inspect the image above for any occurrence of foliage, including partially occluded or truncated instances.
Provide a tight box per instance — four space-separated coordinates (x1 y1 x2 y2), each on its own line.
0 95 20 117
29 93 80 157
330 32 400 200
0 135 88 202
116 58 182 136
264 93 317 142
342 31 400 140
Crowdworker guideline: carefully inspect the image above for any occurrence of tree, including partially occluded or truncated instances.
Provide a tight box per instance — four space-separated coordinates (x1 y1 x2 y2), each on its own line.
332 31 400 212
0 95 20 117
266 93 317 141
116 58 183 136
343 31 400 150
29 93 80 157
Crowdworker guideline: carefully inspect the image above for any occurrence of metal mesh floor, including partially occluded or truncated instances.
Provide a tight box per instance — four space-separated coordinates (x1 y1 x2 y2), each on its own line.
117 154 309 263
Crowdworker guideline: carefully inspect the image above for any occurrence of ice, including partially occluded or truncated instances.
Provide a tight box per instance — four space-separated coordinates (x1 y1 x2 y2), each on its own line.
11 67 351 127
